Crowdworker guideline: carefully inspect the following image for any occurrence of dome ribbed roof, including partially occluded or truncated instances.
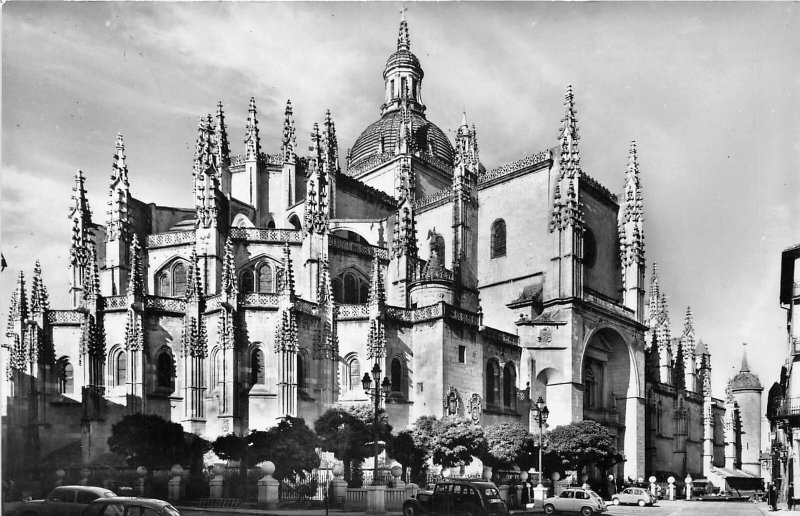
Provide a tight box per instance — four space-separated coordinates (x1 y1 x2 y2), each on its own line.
384 50 423 77
347 110 454 174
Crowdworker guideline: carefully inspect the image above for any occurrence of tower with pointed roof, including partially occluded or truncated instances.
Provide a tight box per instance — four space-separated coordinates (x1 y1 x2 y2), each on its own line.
104 133 132 296
729 343 763 476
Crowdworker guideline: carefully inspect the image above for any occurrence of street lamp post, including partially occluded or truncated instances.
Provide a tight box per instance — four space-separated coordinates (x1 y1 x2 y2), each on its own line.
531 396 549 488
363 362 391 485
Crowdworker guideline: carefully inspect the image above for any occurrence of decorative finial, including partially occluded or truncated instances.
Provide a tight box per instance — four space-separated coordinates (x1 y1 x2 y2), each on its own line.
740 343 750 372
397 7 410 51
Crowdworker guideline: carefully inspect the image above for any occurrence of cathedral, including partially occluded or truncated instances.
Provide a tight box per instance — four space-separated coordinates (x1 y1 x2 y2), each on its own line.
2 15 759 484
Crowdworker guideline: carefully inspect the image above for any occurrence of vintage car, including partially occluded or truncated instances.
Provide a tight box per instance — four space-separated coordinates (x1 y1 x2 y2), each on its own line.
9 486 116 516
611 487 656 507
403 479 509 516
543 488 606 516
83 497 181 516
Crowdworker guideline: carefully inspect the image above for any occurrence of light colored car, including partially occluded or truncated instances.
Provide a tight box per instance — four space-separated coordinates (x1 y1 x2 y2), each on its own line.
611 487 655 507
543 488 606 515
83 497 181 516
10 486 116 516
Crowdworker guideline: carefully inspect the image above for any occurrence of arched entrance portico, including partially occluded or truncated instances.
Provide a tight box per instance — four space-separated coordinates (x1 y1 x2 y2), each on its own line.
582 327 643 480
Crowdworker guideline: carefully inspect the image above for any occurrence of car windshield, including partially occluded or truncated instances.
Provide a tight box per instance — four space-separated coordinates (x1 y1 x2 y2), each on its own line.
484 487 500 498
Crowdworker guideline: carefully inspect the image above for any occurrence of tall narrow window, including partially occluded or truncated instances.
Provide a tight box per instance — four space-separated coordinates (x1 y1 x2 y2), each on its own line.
491 219 507 258
173 263 188 297
251 348 265 385
258 264 273 293
297 354 306 389
332 278 343 302
211 349 221 390
157 351 174 390
503 363 516 408
347 357 361 392
344 274 358 304
158 274 171 297
115 352 127 387
57 358 73 394
241 269 255 293
485 361 499 406
391 358 402 392
359 282 370 303
583 365 596 409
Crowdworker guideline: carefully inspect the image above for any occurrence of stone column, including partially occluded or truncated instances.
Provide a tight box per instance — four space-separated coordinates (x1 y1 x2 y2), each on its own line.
209 464 225 499
257 461 280 508
366 484 387 515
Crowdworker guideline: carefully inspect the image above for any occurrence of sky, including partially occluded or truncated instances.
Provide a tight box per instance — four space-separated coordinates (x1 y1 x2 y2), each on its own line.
2 2 799 410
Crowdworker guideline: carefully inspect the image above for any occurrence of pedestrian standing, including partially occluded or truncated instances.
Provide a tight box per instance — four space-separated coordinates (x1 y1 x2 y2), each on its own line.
769 483 778 511
788 482 795 511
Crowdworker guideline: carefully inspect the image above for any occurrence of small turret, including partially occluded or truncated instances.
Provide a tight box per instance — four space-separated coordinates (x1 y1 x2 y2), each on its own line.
244 97 260 162
729 343 763 476
618 141 646 323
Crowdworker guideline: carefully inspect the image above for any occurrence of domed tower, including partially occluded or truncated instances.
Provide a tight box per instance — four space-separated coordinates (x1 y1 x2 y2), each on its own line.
730 343 763 476
345 13 455 198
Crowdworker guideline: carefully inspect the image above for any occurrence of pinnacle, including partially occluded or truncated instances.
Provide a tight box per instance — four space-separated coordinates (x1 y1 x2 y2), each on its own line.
397 9 410 51
740 343 750 372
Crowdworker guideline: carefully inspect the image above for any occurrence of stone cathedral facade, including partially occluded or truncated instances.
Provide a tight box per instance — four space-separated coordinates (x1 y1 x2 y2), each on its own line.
3 16 756 482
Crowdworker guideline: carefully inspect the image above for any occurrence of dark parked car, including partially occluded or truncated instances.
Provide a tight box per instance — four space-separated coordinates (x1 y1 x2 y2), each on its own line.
9 486 116 516
83 497 181 516
403 479 509 516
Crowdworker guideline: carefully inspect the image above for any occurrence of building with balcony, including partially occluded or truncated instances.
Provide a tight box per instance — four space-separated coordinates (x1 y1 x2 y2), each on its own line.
766 243 800 500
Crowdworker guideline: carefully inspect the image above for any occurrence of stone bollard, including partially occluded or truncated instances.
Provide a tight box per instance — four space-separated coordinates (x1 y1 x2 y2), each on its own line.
79 468 91 486
257 461 279 508
667 476 676 501
405 483 419 501
498 484 509 502
136 467 148 497
209 464 225 499
533 484 547 507
391 464 405 488
649 476 657 499
330 463 349 507
684 475 693 501
54 469 66 487
366 484 387 515
168 465 183 502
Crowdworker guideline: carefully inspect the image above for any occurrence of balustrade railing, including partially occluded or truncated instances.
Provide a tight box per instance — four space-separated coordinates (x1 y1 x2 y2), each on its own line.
478 150 550 186
145 296 187 313
238 293 280 308
583 289 634 319
47 310 84 325
229 227 302 243
295 299 318 316
337 304 369 320
329 235 388 260
770 396 800 418
146 230 196 248
102 295 129 311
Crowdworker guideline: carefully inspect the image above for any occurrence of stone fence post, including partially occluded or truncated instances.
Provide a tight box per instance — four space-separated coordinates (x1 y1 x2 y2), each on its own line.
168 465 183 502
685 475 693 500
136 467 147 497
257 461 279 509
667 476 676 501
54 469 66 488
209 464 225 499
330 463 349 506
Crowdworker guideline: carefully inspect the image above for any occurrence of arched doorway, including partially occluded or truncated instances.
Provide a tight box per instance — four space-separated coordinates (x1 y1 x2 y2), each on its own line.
582 328 637 478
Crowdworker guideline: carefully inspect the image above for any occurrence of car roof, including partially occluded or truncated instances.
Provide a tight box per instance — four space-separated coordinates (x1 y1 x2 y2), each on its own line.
53 486 114 494
439 480 497 488
88 497 170 507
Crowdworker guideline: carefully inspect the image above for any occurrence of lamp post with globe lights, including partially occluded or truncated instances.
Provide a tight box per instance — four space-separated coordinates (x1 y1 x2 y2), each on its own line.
531 396 549 488
362 362 391 485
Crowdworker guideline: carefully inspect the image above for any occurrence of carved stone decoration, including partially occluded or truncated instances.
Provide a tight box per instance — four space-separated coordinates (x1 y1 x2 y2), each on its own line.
537 327 552 345
444 386 460 415
467 393 482 423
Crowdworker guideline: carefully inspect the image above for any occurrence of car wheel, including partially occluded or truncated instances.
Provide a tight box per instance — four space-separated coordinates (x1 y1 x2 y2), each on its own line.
403 504 418 516
638 499 646 507
580 507 594 516
544 503 556 515
612 497 620 505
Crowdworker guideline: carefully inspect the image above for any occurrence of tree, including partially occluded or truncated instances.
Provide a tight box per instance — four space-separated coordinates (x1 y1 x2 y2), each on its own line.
315 405 391 486
545 420 624 475
107 414 188 485
412 415 487 470
483 422 538 471
390 430 428 483
258 416 321 481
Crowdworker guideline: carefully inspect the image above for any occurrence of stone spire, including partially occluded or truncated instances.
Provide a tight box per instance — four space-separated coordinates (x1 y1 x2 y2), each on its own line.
29 260 49 314
69 170 94 269
618 141 645 274
315 258 339 361
648 263 661 328
398 7 410 51
323 110 339 175
282 99 297 164
244 96 260 162
366 258 387 359
392 159 418 259
126 235 144 299
193 116 219 228
279 243 296 302
304 123 329 234
455 112 480 172
681 307 696 356
9 271 28 324
220 236 237 299
739 343 750 372
83 243 101 300
106 132 131 241
185 251 204 301
214 101 231 169
550 85 583 232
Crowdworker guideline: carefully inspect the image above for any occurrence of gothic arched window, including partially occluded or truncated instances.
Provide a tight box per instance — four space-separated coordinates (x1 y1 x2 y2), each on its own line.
258 264 274 293
485 360 500 406
172 263 187 297
583 362 597 409
332 278 342 301
359 282 370 303
297 353 306 389
344 273 358 304
503 362 517 408
241 269 255 294
156 350 175 391
210 347 221 390
491 219 507 258
391 358 403 393
57 357 73 394
114 350 127 387
345 355 361 392
251 348 265 386
158 274 171 297
336 270 368 303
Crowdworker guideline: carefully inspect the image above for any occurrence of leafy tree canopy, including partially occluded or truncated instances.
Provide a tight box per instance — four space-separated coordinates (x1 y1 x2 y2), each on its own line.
107 413 187 470
315 405 391 463
546 420 623 473
259 416 321 481
484 422 538 470
412 415 486 469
